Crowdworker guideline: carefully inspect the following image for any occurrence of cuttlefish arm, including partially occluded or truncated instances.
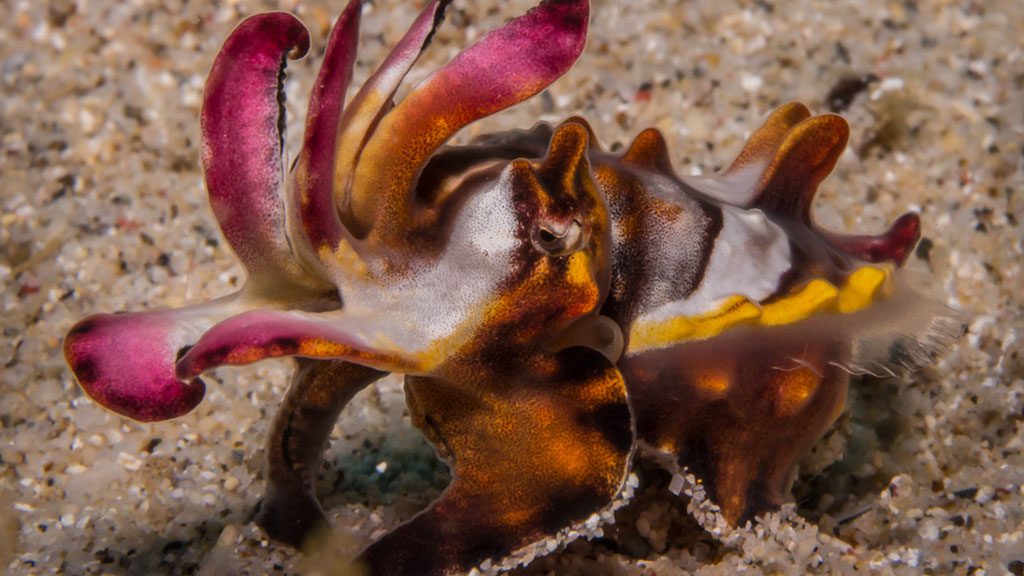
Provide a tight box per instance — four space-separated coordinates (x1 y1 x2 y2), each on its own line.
361 347 633 576
65 13 339 422
290 0 363 253
64 298 239 422
332 0 453 234
346 0 590 244
258 358 387 547
175 309 433 380
201 12 332 292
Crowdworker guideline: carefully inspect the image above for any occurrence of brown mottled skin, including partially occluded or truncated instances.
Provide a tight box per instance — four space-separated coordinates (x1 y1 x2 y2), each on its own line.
421 104 926 528
623 335 851 524
260 106 921 568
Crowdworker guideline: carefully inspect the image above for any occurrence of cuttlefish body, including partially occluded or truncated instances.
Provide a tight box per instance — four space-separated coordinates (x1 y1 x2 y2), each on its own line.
62 0 962 574
448 106 963 530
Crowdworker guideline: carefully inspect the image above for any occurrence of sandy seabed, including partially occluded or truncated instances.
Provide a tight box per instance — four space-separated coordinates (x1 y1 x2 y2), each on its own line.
1 0 1021 574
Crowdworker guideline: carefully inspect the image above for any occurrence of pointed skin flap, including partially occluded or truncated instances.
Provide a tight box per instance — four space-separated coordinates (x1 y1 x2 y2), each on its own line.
724 102 811 176
754 114 850 223
538 120 593 194
621 127 673 173
676 103 815 209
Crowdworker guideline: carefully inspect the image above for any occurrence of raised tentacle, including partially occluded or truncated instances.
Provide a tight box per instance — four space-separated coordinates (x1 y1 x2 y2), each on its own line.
257 358 386 547
201 13 328 291
359 348 633 575
332 0 452 229
290 0 363 254
68 13 358 423
349 0 590 241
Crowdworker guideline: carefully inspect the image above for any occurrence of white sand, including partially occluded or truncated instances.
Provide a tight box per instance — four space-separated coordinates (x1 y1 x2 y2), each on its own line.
1 0 1021 574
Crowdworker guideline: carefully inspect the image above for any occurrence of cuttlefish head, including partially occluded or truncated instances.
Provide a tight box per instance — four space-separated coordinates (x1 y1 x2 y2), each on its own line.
415 120 617 360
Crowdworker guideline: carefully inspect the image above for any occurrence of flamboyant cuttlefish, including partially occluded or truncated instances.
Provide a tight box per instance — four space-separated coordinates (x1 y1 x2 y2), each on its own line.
62 0 964 574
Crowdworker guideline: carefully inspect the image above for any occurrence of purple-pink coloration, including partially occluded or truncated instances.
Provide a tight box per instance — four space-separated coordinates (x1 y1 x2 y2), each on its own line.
410 0 589 114
349 0 591 236
293 0 362 251
201 13 310 280
63 309 206 422
174 310 413 381
332 0 452 224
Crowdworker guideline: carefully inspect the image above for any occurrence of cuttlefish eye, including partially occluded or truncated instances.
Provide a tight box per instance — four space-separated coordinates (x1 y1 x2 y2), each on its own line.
533 218 585 256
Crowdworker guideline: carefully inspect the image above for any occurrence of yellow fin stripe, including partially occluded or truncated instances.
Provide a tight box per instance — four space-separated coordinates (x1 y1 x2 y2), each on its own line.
759 279 838 326
629 296 761 351
629 266 892 352
837 266 890 313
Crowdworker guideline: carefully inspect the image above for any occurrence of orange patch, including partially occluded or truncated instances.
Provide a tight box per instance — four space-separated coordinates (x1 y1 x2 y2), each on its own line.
227 347 266 365
693 365 732 398
774 366 821 417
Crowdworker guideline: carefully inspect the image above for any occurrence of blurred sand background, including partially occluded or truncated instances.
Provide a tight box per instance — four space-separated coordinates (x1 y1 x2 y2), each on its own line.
1 0 1021 574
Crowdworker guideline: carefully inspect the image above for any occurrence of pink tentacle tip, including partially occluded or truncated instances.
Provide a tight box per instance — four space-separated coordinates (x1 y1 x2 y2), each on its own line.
63 315 206 422
235 12 311 59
